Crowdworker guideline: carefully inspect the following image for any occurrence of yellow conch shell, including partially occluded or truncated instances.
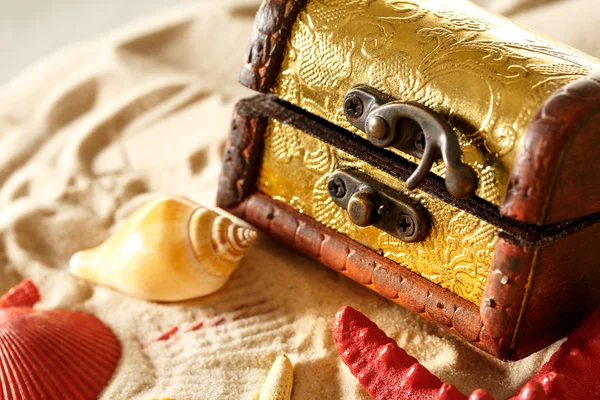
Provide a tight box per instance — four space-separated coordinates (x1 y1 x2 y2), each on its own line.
69 196 257 302
258 355 294 400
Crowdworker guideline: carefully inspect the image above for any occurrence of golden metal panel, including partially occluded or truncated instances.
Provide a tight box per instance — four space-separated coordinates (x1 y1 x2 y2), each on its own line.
258 119 496 305
271 0 600 205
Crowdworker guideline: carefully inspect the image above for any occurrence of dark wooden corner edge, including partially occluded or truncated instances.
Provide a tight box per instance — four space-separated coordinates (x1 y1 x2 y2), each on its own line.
216 96 549 360
239 0 308 93
501 73 600 225
481 235 535 359
225 192 505 360
217 101 267 209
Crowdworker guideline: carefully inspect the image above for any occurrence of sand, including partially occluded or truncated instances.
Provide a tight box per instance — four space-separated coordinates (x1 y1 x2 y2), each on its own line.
0 0 597 399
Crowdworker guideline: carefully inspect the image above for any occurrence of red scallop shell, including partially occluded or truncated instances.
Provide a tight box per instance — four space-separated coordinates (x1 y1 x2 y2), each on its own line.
0 280 121 400
0 279 40 308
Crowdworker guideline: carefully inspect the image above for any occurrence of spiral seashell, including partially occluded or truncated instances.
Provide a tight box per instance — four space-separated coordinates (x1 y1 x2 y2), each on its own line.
0 280 121 400
69 196 258 302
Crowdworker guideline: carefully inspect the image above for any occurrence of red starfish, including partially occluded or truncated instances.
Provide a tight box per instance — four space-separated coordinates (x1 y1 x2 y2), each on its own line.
332 306 600 399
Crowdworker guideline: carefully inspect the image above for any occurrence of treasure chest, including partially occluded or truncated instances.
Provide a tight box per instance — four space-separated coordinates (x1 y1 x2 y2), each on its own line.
217 0 600 360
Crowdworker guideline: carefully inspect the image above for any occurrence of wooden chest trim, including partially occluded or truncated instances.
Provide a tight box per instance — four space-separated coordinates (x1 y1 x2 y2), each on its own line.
239 0 308 93
482 236 536 359
230 95 599 241
217 96 600 360
226 192 500 358
229 0 600 360
245 96 521 232
512 222 600 359
217 106 267 209
502 73 600 225
241 0 600 226
217 97 508 359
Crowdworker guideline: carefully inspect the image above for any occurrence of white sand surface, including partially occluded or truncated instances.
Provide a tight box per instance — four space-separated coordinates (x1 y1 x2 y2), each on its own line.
0 1 597 399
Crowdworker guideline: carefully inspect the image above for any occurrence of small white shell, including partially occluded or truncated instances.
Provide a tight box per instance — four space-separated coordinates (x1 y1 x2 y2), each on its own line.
69 196 257 302
259 355 294 400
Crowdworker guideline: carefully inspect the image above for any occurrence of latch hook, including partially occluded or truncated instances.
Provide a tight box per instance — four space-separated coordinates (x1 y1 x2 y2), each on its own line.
344 85 478 199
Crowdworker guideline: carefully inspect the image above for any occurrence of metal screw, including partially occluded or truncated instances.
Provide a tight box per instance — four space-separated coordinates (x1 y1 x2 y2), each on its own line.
344 95 364 119
327 177 347 199
396 214 416 237
414 131 426 152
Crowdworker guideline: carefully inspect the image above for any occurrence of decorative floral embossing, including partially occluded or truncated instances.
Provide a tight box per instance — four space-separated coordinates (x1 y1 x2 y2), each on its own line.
487 125 517 157
383 0 428 22
274 195 307 214
434 10 491 32
268 121 303 163
272 0 600 205
258 120 495 305
305 0 370 31
377 202 493 303
360 21 396 59
304 142 333 174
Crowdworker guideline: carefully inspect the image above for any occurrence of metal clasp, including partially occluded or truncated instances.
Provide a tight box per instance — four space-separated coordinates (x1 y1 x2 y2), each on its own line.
343 85 478 199
327 168 430 243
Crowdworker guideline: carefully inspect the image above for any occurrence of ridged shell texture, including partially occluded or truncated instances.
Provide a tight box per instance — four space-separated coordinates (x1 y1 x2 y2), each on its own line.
0 280 121 400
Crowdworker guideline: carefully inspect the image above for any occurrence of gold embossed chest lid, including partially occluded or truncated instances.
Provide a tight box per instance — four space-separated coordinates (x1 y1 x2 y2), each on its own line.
243 0 600 206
